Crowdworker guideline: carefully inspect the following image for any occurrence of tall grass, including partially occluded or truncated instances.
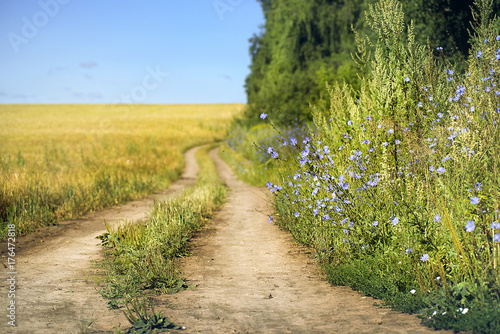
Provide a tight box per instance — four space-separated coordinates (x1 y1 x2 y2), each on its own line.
0 104 242 239
225 0 500 332
98 145 227 307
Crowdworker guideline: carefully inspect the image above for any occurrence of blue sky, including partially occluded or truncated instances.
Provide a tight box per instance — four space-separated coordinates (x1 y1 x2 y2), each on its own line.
0 0 264 104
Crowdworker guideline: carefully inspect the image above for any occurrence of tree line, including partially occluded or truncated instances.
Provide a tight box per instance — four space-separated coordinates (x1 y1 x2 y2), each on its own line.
244 0 490 123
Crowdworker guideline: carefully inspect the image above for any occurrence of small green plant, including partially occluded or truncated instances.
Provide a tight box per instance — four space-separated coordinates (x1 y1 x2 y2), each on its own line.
123 298 180 334
78 310 95 334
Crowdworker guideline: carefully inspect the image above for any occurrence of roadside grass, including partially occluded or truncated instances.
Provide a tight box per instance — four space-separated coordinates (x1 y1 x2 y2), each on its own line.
0 104 242 239
224 1 500 332
97 145 227 309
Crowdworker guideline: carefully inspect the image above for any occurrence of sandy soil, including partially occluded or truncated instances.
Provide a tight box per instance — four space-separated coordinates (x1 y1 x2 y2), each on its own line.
0 146 449 333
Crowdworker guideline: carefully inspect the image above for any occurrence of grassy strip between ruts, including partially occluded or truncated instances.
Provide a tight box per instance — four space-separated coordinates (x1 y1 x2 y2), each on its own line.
97 145 227 312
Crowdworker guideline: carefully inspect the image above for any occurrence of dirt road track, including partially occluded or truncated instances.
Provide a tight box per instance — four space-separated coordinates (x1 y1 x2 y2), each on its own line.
0 148 200 333
0 146 448 333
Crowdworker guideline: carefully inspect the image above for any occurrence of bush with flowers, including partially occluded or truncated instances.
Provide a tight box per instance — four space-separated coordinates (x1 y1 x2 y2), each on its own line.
224 0 500 331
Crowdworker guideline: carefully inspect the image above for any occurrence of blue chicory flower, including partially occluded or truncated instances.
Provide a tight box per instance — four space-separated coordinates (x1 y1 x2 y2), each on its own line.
392 217 399 226
465 220 475 232
491 222 500 229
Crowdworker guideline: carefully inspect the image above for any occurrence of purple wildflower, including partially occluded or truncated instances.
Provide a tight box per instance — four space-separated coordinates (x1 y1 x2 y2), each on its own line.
491 222 500 229
392 217 399 226
465 220 475 232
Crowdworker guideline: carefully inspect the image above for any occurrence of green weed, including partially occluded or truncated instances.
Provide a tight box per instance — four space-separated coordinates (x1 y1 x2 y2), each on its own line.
122 298 180 333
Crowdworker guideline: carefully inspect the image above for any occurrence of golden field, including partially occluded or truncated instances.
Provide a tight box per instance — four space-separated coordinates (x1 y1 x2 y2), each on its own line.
0 104 243 238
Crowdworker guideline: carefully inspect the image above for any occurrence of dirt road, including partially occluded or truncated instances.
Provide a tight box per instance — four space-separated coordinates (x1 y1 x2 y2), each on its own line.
0 147 446 333
0 148 200 333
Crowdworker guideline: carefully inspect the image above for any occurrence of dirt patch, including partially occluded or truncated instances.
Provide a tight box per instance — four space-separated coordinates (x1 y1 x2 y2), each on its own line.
0 147 200 333
158 149 449 334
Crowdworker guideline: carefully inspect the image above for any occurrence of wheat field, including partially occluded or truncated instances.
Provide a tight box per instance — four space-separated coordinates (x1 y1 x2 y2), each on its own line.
0 104 243 238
